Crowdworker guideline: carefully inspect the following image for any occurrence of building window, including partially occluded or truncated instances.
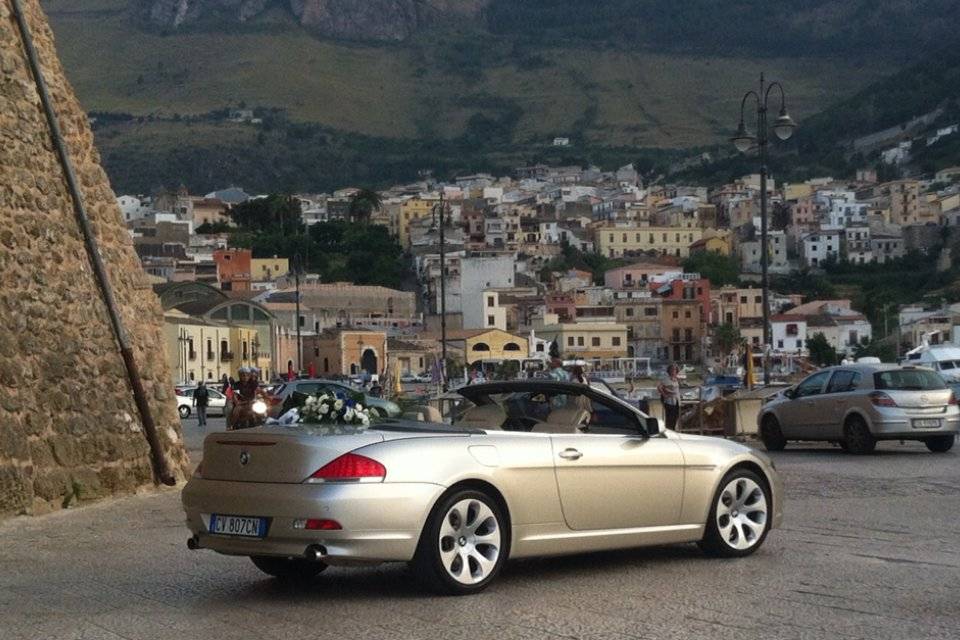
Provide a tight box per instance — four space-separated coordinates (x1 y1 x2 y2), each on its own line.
242 341 248 360
786 324 799 336
487 315 495 326
591 337 601 347
777 340 784 348
672 328 680 341
685 310 691 319
577 336 585 346
567 337 574 346
323 357 329 372
487 296 494 307
536 343 544 352
612 337 621 346
672 311 679 319
685 328 692 341
625 308 634 317
644 307 657 317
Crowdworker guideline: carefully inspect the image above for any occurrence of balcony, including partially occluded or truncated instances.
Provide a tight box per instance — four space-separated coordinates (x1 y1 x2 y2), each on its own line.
188 351 197 361
220 351 234 362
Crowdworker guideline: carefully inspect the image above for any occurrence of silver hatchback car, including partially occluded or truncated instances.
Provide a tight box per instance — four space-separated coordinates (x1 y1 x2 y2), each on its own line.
758 364 959 454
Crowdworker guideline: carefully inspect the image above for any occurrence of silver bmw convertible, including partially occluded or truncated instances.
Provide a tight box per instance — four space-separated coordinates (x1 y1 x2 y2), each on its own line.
182 381 782 595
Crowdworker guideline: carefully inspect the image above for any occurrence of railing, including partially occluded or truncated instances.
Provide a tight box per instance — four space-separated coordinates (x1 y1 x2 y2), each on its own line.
220 352 234 362
188 351 197 361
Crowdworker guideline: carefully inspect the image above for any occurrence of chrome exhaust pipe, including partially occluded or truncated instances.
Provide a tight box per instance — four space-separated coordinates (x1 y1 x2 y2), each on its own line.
304 544 327 561
187 535 200 550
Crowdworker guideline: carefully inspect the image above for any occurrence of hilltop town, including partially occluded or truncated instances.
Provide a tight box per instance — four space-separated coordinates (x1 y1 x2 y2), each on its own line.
123 160 960 384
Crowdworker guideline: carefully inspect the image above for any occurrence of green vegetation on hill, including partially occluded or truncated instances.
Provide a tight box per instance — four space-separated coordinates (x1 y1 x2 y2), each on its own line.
42 0 900 193
221 198 408 288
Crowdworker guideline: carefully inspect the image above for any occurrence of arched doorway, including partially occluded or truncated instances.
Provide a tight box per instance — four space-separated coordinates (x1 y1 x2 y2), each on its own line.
361 348 378 374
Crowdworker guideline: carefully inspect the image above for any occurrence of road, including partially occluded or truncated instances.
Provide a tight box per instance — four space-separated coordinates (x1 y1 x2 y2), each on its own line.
2 417 959 640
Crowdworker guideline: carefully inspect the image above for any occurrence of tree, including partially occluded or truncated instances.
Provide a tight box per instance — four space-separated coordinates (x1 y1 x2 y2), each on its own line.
348 188 383 224
713 323 742 356
852 337 897 364
229 194 302 234
807 332 839 367
682 252 740 286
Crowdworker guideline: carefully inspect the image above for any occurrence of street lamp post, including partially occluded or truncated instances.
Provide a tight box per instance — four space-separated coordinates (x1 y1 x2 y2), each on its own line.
731 73 797 386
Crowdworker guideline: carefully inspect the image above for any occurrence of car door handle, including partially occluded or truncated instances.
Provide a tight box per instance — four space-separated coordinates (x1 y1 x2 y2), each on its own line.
558 448 583 460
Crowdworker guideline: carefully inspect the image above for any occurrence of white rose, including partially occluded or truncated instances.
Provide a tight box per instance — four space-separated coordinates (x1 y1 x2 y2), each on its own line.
334 399 344 410
360 414 370 426
344 407 354 421
319 404 330 414
355 404 363 413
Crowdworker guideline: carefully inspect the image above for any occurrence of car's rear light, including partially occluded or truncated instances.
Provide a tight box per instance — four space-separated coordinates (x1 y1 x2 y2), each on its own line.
869 391 898 407
307 453 386 483
306 519 341 530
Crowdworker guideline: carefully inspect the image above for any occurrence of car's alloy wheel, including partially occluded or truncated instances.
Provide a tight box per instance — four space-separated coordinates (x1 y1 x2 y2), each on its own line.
250 556 327 581
925 435 955 453
178 405 190 419
700 469 770 557
411 489 508 595
760 415 786 451
843 416 876 454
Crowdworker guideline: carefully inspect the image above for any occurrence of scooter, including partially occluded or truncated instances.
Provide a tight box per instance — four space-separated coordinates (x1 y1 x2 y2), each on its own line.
229 399 268 430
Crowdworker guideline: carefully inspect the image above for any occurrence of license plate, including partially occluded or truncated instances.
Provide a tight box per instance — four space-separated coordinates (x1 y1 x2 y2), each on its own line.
209 514 268 538
912 419 941 429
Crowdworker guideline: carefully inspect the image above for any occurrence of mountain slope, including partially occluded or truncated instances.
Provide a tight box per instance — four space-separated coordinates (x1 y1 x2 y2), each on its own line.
40 0 932 193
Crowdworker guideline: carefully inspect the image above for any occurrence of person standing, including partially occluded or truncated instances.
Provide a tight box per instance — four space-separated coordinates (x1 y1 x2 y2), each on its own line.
193 381 210 427
657 363 681 430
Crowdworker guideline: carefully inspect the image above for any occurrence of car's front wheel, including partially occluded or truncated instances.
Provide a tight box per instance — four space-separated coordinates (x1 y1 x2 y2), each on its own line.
411 488 508 595
250 556 327 581
700 469 771 558
178 405 191 419
925 435 955 453
843 416 876 454
759 414 786 451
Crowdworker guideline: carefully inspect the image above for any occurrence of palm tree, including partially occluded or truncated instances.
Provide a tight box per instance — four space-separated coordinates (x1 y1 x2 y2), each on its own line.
714 323 743 356
348 188 382 224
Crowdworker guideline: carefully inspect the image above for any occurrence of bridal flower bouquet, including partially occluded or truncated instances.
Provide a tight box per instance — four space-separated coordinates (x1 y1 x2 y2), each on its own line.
298 392 373 426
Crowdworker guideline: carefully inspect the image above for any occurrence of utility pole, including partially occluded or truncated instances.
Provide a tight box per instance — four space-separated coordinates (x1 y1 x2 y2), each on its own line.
437 192 448 392
293 253 302 376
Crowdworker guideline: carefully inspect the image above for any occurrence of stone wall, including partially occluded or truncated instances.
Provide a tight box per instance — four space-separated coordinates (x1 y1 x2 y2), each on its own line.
0 0 190 517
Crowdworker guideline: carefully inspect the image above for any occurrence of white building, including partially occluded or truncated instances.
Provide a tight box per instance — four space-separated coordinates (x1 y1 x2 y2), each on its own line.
771 314 807 354
460 253 515 329
802 230 842 266
739 230 788 274
844 226 873 264
117 195 152 223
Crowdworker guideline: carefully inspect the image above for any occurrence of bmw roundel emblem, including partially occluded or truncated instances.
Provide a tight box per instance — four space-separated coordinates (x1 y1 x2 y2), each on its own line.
239 451 250 466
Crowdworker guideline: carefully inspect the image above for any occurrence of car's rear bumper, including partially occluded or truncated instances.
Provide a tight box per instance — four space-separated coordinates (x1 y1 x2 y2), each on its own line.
181 478 444 563
871 414 960 438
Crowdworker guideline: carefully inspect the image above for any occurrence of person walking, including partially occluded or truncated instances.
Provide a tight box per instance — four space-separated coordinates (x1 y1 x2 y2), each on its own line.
657 363 682 430
193 381 210 427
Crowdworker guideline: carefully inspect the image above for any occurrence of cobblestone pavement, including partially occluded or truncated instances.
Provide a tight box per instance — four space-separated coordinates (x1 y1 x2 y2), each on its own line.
2 419 959 640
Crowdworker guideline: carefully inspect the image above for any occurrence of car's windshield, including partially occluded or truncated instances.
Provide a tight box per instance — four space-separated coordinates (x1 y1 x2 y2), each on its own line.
874 369 946 391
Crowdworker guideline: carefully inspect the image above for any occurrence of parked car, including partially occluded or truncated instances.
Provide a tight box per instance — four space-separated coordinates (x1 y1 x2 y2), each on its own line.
264 379 401 419
183 380 781 594
758 364 959 454
400 372 429 384
175 387 228 419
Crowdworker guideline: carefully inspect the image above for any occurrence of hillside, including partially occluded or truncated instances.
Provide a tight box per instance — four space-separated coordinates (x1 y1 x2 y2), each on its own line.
672 45 960 186
41 0 934 193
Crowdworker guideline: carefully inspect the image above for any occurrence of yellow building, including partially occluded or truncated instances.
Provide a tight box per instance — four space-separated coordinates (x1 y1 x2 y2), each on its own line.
163 309 238 384
689 231 732 256
250 257 289 283
784 183 813 201
228 326 260 375
537 322 629 360
397 196 437 248
596 225 704 258
444 329 529 365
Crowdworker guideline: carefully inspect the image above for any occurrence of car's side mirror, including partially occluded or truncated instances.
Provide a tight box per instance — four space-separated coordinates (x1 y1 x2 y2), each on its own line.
784 388 796 400
644 416 662 436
